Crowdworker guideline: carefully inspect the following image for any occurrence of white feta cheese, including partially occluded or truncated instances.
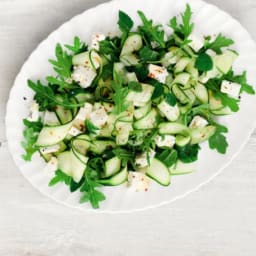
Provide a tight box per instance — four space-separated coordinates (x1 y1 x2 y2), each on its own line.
43 111 59 126
135 149 155 168
40 144 60 154
76 103 93 121
155 135 176 148
28 101 39 121
68 126 82 137
89 106 108 128
188 34 204 52
127 172 150 192
220 80 241 98
157 101 180 121
148 64 169 83
189 115 208 129
71 65 97 88
91 33 106 51
43 157 58 174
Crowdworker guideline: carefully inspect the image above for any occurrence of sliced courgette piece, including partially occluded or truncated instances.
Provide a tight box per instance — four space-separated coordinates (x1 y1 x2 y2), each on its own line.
189 126 216 144
120 33 143 56
90 140 116 154
193 83 208 104
98 166 128 186
158 122 189 135
104 156 121 178
133 109 158 130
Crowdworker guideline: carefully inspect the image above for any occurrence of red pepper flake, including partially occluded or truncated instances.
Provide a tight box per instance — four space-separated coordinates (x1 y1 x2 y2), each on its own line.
149 72 156 78
96 34 100 38
145 188 148 192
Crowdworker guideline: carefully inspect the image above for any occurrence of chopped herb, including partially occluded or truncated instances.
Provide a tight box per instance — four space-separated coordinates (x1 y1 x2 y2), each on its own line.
195 53 213 71
176 144 200 163
164 93 177 106
85 119 99 135
128 81 142 92
139 46 159 62
118 10 134 45
64 36 88 54
49 170 71 186
156 149 178 167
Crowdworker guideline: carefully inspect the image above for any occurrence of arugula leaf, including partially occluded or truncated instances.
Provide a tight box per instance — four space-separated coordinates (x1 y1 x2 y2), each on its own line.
99 38 120 62
208 123 228 154
118 10 134 44
85 119 99 135
164 93 177 106
205 33 234 54
80 167 105 209
49 170 71 186
137 11 165 48
128 81 142 92
64 36 88 54
176 144 200 163
138 129 158 153
139 46 159 62
223 70 255 95
156 149 178 168
46 76 74 92
113 147 134 166
21 119 43 161
169 4 194 39
70 177 85 192
206 79 240 112
195 53 213 71
28 80 83 110
49 43 72 78
112 71 129 114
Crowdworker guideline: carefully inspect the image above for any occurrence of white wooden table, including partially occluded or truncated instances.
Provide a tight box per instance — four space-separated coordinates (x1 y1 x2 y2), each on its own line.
0 0 255 255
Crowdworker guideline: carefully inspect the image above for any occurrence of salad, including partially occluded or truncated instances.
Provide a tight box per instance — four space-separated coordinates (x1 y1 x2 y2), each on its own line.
22 4 255 209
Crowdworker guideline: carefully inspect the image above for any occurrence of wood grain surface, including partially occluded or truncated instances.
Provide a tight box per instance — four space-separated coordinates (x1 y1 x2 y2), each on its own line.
0 0 255 255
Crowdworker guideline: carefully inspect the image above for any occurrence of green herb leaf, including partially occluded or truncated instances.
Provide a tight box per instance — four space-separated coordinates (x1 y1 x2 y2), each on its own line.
151 81 164 100
99 38 120 62
112 71 129 114
49 170 71 186
139 46 159 62
195 53 213 71
164 93 177 106
137 11 165 48
205 33 234 54
118 11 134 35
70 177 85 192
156 149 178 168
113 147 134 166
64 36 88 54
169 4 194 39
49 43 72 78
223 70 255 95
21 119 43 161
176 144 200 163
128 81 142 92
208 123 228 154
85 119 99 135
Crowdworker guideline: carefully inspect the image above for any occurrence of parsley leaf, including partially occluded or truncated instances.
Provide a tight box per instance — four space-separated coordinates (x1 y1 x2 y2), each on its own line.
85 119 99 135
139 46 159 62
150 80 164 100
64 36 88 54
176 144 200 163
99 38 120 62
118 10 134 44
128 81 142 92
112 71 129 114
169 4 194 39
21 119 43 161
208 123 228 154
156 149 178 168
164 93 177 106
49 43 72 78
137 11 165 48
195 53 213 71
223 70 255 95
49 170 71 186
205 33 234 54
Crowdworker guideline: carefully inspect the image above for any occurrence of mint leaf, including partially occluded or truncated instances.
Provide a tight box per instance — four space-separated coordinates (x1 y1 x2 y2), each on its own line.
195 53 213 71
128 81 142 92
139 46 159 62
165 93 177 106
205 33 234 54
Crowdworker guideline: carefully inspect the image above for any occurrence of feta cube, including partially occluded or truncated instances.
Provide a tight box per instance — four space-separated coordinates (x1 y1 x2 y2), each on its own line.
40 144 60 154
68 126 82 137
189 115 208 129
91 33 106 51
43 157 58 174
148 64 169 83
158 101 180 121
28 101 39 121
127 172 150 192
71 65 97 88
89 107 108 128
135 149 155 168
76 103 93 121
220 80 241 98
43 111 59 126
155 135 176 148
188 34 204 52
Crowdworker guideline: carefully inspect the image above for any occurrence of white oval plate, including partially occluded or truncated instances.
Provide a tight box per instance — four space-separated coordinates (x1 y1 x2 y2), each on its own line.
6 0 256 213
